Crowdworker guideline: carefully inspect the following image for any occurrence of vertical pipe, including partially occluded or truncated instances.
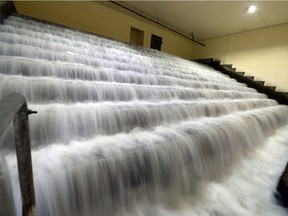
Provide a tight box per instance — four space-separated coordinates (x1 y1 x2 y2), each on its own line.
13 103 35 216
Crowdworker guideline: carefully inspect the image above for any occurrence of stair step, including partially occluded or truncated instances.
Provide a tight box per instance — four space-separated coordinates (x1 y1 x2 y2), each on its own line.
213 59 221 66
222 65 236 72
277 92 288 97
222 64 233 68
245 76 255 80
255 81 265 86
193 58 214 64
266 86 276 91
237 72 245 76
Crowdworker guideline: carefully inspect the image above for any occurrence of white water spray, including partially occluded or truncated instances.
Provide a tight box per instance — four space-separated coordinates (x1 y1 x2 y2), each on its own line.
1 15 288 216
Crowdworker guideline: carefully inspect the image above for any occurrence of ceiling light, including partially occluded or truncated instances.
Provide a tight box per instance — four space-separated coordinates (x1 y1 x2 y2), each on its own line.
247 5 257 13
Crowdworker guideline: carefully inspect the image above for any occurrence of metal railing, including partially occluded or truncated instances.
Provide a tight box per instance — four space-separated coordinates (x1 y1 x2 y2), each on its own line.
0 93 37 216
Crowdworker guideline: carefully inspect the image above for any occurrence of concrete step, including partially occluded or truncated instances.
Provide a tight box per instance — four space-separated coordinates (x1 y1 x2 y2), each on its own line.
255 81 265 85
237 72 245 76
245 76 255 80
266 86 276 91
222 64 233 68
277 92 288 97
213 59 221 66
222 65 236 72
193 58 214 64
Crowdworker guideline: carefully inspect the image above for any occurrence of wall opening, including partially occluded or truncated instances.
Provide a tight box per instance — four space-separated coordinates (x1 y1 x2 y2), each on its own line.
150 34 162 51
130 27 144 46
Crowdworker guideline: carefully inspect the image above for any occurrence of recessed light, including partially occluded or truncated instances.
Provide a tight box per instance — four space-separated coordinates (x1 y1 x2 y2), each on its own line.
247 5 257 13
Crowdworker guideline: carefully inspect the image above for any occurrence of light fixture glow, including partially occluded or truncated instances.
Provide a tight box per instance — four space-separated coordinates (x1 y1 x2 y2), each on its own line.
247 5 257 13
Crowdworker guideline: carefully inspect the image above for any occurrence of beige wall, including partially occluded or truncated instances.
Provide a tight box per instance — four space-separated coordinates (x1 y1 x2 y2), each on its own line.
192 23 288 92
13 1 193 60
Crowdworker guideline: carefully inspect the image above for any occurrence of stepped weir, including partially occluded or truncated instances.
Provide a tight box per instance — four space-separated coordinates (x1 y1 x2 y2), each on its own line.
1 15 288 216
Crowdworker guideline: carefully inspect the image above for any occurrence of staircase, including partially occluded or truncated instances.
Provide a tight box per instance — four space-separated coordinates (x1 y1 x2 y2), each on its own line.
194 58 288 105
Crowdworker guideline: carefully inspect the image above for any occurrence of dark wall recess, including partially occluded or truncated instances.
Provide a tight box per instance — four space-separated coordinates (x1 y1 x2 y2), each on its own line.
150 34 162 51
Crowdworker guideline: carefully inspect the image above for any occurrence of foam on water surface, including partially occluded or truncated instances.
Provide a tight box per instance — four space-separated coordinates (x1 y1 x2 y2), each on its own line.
0 14 288 216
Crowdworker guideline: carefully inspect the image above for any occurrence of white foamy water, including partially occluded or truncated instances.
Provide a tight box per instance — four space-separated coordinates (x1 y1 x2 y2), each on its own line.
119 126 288 216
1 14 288 216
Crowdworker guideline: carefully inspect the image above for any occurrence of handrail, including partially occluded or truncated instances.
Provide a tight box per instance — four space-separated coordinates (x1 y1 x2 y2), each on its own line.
0 93 37 216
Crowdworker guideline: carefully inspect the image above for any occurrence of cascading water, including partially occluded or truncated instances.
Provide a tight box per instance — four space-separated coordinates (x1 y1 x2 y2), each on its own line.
1 15 288 216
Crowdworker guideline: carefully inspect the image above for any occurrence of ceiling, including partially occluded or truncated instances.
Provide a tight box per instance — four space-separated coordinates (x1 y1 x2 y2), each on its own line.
113 1 288 40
